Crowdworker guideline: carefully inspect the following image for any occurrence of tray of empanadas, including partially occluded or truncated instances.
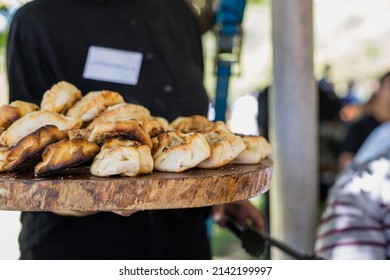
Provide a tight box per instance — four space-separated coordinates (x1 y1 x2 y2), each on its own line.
0 81 273 211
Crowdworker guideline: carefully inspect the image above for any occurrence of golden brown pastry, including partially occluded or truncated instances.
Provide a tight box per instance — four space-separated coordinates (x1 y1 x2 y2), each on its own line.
40 81 82 114
231 135 272 164
67 128 91 140
5 125 68 171
140 118 166 137
66 90 125 122
34 138 100 176
88 120 152 148
151 135 159 155
169 115 214 133
153 131 211 172
0 146 12 172
9 100 40 116
213 121 231 132
0 105 21 133
90 138 153 177
0 101 41 133
198 129 246 169
87 103 151 130
0 110 82 146
154 116 169 131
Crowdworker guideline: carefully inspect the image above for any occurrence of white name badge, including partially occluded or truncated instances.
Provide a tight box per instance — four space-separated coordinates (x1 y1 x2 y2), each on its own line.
83 46 143 85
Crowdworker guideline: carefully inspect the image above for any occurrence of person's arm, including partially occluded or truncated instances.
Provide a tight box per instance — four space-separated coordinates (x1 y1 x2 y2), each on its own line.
315 166 387 259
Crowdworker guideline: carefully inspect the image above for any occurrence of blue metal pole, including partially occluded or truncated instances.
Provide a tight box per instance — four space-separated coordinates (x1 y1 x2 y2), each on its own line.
214 61 232 121
213 0 246 122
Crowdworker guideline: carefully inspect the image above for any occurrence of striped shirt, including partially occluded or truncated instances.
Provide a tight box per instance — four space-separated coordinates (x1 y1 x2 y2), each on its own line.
315 149 390 259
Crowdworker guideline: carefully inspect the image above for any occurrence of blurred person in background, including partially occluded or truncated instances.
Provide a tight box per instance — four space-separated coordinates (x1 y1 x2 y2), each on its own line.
315 140 390 260
318 85 342 202
319 64 335 93
7 0 264 260
340 80 360 107
316 73 390 259
317 71 342 202
338 71 390 171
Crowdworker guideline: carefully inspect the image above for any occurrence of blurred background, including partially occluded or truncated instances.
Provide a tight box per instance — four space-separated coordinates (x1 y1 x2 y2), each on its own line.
1 0 390 259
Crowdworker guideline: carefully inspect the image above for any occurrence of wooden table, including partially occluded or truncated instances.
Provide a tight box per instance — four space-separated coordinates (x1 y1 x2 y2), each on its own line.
0 158 273 211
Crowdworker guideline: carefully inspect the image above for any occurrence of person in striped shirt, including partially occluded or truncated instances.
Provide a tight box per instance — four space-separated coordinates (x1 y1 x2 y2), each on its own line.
314 148 390 259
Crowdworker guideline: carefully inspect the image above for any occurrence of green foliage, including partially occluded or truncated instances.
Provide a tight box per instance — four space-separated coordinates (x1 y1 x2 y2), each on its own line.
0 30 7 52
247 0 268 5
0 5 8 12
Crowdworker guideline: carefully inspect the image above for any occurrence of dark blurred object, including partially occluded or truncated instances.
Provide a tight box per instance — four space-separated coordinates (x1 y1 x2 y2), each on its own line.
319 120 345 201
341 80 360 107
318 64 334 93
318 64 341 122
339 115 380 157
226 216 322 259
318 83 341 123
225 216 265 258
257 86 269 139
317 79 342 201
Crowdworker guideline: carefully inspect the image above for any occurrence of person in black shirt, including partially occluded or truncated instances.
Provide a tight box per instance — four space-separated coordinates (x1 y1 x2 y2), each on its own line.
339 115 380 156
6 0 264 260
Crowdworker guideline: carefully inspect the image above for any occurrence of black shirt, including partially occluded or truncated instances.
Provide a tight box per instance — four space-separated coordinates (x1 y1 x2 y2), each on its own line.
340 115 381 155
7 0 211 259
7 0 209 121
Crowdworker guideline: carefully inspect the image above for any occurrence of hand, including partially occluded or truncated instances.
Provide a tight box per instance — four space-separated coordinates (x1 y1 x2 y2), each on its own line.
52 211 98 217
111 210 138 217
212 200 266 232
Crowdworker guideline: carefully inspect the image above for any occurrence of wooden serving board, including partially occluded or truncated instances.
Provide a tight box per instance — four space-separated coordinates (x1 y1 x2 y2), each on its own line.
0 158 273 211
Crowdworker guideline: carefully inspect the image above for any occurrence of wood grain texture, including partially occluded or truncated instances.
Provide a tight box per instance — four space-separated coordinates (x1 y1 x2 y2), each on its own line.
0 158 273 211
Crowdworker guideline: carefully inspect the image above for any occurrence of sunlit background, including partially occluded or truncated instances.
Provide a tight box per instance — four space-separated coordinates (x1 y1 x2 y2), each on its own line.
1 0 390 259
